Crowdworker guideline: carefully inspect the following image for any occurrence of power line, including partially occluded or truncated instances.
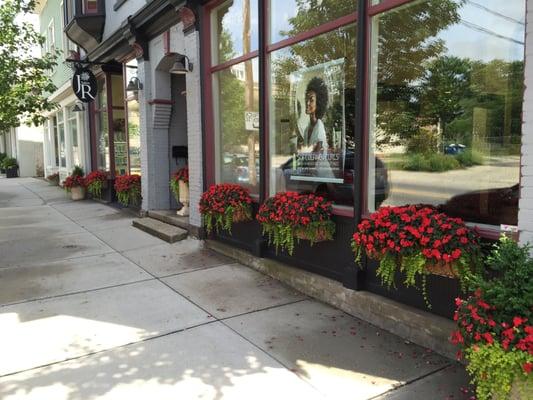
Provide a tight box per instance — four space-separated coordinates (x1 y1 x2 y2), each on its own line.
465 0 525 26
459 19 524 46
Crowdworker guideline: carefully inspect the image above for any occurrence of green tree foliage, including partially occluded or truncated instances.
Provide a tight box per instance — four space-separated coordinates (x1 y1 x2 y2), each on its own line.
0 0 57 132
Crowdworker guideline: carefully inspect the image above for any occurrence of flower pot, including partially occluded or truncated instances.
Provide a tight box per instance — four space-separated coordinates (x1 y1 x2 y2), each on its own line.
295 227 331 242
48 179 59 186
6 166 18 178
493 377 533 400
177 180 190 216
70 186 86 201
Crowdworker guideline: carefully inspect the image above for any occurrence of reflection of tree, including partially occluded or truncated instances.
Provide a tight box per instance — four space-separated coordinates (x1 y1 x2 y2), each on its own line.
375 0 463 149
375 0 524 155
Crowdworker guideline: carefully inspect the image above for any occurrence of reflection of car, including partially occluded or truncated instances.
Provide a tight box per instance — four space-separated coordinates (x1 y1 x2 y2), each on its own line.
440 184 519 225
279 151 390 207
222 153 259 184
444 143 466 155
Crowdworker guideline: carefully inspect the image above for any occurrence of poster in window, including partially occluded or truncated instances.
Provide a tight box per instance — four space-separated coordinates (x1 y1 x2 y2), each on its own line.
288 58 345 184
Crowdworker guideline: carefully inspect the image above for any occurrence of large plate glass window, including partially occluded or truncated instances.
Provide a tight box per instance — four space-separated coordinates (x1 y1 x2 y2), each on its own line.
269 25 357 206
95 79 109 171
367 0 525 227
125 59 141 175
211 0 260 195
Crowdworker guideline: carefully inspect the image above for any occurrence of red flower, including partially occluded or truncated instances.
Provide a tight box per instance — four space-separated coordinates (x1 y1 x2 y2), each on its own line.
514 316 526 327
523 362 533 374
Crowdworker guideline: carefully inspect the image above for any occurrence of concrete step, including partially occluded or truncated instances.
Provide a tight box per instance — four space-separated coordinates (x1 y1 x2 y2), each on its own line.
147 210 190 231
132 218 188 243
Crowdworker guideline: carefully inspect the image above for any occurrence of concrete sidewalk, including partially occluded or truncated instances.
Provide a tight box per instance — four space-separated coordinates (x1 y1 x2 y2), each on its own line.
0 177 473 399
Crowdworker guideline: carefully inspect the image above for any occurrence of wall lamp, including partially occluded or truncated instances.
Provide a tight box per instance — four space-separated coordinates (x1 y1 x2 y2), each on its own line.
170 54 193 75
126 77 143 92
72 102 85 112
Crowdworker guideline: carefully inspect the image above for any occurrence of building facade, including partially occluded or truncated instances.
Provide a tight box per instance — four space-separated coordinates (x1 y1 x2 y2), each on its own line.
57 0 532 319
36 0 91 182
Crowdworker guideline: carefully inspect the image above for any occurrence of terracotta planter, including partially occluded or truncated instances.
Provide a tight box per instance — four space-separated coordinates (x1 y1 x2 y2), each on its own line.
48 178 59 186
493 378 533 399
176 180 189 216
70 186 86 201
295 226 332 242
232 207 251 223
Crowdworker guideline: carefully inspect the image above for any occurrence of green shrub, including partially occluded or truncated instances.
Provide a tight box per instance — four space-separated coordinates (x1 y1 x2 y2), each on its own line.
71 165 84 177
403 153 460 172
455 150 484 167
1 157 18 169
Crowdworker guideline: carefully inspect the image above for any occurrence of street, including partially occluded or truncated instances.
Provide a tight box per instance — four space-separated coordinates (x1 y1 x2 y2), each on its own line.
0 177 472 399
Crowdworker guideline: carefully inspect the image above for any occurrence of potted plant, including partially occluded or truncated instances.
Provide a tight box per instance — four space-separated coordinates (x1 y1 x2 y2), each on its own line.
256 192 335 256
199 183 252 234
2 157 19 178
170 166 189 216
114 174 141 207
352 205 480 307
451 237 532 400
46 172 60 186
85 170 108 199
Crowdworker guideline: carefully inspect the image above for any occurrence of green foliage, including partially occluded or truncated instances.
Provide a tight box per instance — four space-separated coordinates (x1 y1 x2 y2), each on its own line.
375 252 397 290
403 153 460 172
87 181 103 199
1 156 17 169
470 237 533 322
0 0 58 131
262 220 335 256
465 343 532 400
204 205 252 235
406 129 439 154
401 150 484 172
71 165 84 177
455 150 484 167
116 186 140 207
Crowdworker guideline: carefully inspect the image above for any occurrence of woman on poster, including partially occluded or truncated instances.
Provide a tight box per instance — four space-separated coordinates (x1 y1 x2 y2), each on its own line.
304 76 329 154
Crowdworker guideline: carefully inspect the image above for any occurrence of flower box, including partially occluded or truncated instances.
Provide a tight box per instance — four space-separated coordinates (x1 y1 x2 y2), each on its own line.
199 183 253 234
85 171 108 199
257 192 335 255
114 174 141 207
352 205 480 308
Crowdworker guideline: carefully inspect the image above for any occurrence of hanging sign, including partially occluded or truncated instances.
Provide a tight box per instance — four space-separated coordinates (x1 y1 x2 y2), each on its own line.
72 67 97 103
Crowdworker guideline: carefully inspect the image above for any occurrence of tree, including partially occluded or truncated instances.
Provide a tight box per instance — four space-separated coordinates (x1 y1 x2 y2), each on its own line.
0 0 57 132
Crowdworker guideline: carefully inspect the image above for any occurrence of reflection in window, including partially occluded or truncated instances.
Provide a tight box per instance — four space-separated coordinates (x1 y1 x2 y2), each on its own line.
368 0 525 226
212 0 258 64
269 25 357 206
111 75 127 176
67 109 79 166
270 0 357 44
125 60 141 175
96 79 109 171
213 59 260 194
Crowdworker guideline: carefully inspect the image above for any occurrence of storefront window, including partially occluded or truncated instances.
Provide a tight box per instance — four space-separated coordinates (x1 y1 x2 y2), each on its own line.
96 79 109 171
52 117 59 166
125 60 141 175
67 109 80 166
270 0 357 43
367 0 525 227
269 25 357 206
57 110 66 168
111 75 127 175
213 59 260 194
211 0 258 64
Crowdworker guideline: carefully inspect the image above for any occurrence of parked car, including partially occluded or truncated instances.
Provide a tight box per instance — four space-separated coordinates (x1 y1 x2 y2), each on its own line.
440 183 519 225
222 153 260 184
279 151 390 207
444 143 466 155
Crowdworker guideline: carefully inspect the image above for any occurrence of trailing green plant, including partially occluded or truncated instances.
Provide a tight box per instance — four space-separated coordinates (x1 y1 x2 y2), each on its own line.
114 174 141 207
352 205 480 308
199 184 252 234
465 343 532 400
256 192 335 256
85 170 107 199
455 149 484 167
451 237 533 400
403 152 460 172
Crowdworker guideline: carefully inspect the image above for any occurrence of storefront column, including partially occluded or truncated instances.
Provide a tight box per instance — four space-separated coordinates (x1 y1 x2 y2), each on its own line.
184 30 203 228
520 1 533 246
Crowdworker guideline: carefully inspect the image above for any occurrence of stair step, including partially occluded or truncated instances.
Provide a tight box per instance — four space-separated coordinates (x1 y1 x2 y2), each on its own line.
147 210 190 230
132 218 188 243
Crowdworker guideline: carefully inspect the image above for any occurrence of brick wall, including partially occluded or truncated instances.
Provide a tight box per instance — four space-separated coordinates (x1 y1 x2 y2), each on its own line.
520 1 533 246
